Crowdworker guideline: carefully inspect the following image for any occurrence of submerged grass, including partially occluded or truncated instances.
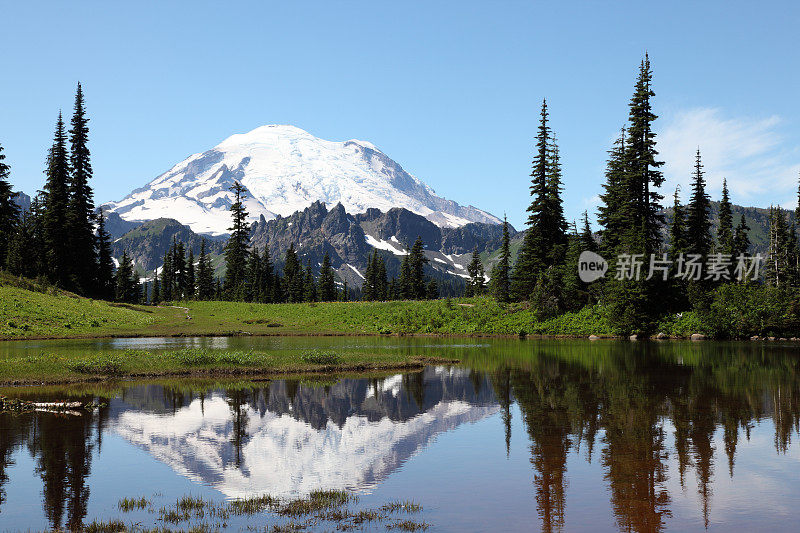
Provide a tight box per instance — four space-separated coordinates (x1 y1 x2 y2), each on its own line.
109 490 427 532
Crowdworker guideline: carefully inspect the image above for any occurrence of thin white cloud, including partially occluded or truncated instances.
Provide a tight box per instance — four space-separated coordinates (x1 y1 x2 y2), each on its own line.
656 107 800 207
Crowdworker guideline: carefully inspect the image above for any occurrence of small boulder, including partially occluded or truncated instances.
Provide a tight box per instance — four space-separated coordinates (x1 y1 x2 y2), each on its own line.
690 333 707 341
588 335 600 341
629 334 641 341
751 335 760 341
655 332 668 340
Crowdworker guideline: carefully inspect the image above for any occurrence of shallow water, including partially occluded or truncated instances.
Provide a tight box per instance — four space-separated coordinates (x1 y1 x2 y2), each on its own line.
0 337 799 532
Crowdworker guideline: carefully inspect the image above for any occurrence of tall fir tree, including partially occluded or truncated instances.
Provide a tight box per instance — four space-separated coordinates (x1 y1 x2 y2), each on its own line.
686 149 712 258
733 214 751 259
186 248 195 299
161 248 173 300
409 236 428 299
42 112 72 288
319 252 337 302
283 244 304 303
303 259 317 302
260 247 274 303
624 54 665 255
0 143 19 264
465 248 485 296
340 279 349 302
197 239 215 300
669 187 687 257
399 253 413 299
597 129 628 257
492 214 511 303
66 83 97 294
95 210 115 300
512 100 566 300
224 181 249 300
5 209 33 277
579 211 596 252
246 247 262 302
717 178 734 255
152 270 161 303
115 252 138 303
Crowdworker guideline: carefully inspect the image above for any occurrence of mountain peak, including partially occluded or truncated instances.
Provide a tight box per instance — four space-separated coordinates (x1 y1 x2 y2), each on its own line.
104 124 500 235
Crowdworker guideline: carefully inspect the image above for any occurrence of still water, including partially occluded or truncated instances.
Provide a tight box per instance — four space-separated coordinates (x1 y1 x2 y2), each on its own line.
0 337 799 532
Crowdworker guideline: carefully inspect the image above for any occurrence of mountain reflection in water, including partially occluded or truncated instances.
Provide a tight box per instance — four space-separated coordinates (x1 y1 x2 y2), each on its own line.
0 340 798 532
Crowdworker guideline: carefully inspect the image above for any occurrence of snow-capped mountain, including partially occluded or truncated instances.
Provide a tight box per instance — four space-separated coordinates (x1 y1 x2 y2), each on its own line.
104 125 500 235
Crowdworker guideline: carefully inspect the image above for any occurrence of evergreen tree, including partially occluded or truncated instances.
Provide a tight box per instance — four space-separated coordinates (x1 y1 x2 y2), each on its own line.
561 222 587 311
224 181 249 300
0 143 19 264
375 254 388 300
512 100 567 300
579 211 596 253
175 240 186 298
362 252 376 301
465 247 485 296
409 236 428 299
623 54 664 255
196 239 215 300
686 149 712 258
319 252 337 302
161 249 173 301
283 244 303 302
246 246 262 302
42 113 72 288
733 214 751 258
597 129 628 257
114 252 137 303
669 187 687 256
260 247 274 303
493 214 512 303
399 253 413 299
303 259 317 302
341 279 349 301
426 279 439 299
5 209 34 277
186 248 195 298
95 210 115 300
66 83 97 294
152 268 161 303
717 178 734 255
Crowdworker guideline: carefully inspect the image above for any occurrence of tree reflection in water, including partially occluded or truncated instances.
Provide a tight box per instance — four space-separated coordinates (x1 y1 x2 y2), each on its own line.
0 340 797 532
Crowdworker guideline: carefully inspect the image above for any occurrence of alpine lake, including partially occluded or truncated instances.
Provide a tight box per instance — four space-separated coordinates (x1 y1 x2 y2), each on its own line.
0 336 798 532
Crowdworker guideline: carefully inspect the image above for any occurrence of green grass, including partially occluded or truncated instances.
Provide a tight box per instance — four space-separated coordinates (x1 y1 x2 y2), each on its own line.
0 273 170 339
0 347 454 384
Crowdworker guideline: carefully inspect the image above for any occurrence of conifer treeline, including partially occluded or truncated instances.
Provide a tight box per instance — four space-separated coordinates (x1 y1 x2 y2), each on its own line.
1 84 115 299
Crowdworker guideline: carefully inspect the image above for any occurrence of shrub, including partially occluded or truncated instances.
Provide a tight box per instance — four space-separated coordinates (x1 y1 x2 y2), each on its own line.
300 350 341 365
67 354 124 375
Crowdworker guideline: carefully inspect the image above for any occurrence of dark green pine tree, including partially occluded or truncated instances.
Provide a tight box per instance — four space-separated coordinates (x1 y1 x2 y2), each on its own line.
512 99 553 300
492 214 511 303
686 149 712 258
224 181 249 300
186 248 195 298
624 54 665 255
717 178 734 255
161 248 173 300
561 222 586 311
597 129 628 257
95 210 115 300
733 214 751 259
283 243 304 302
66 83 97 294
319 252 337 302
115 252 136 303
175 240 186 298
246 246 262 302
426 279 439 299
0 142 19 264
260 247 274 303
196 239 215 300
340 279 349 301
375 254 388 300
399 252 413 299
669 187 687 256
303 259 317 302
579 211 596 252
465 247 485 296
362 252 376 301
152 269 161 303
42 112 72 288
5 209 33 277
409 236 428 299
545 134 568 254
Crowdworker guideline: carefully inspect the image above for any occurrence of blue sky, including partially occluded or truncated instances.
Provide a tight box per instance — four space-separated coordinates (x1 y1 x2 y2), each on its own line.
2 1 799 229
